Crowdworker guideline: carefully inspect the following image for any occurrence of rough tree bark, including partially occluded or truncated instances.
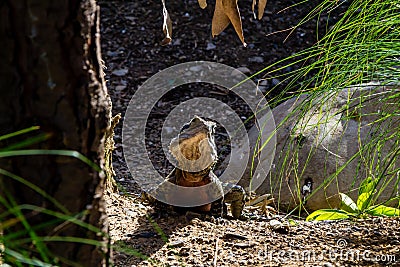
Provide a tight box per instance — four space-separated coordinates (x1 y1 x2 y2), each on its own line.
0 0 111 266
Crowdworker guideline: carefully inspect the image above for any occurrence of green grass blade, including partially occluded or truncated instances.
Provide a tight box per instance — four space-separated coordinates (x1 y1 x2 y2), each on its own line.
113 240 157 263
3 248 55 267
146 214 169 243
0 133 51 152
0 169 69 214
3 192 51 263
358 177 377 196
0 126 40 142
0 149 101 172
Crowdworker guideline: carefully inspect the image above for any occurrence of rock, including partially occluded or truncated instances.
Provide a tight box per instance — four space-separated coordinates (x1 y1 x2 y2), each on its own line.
233 67 252 75
185 211 204 222
257 79 269 93
172 38 181 46
124 208 135 217
167 255 176 261
189 65 202 72
218 83 400 211
223 232 248 240
271 78 280 86
248 56 264 63
112 68 129 76
168 239 185 248
113 252 127 262
163 126 174 134
106 50 119 57
269 219 289 234
115 85 127 91
206 42 216 50
134 231 157 238
178 247 191 256
258 80 268 87
233 241 257 248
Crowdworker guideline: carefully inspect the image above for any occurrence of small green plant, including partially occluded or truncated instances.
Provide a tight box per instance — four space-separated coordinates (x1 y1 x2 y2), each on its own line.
306 177 400 221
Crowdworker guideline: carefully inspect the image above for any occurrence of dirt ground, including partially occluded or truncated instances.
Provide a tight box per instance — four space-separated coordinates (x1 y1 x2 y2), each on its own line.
99 1 400 266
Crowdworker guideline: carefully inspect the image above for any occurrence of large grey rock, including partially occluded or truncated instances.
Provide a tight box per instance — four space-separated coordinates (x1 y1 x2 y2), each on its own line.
218 83 400 211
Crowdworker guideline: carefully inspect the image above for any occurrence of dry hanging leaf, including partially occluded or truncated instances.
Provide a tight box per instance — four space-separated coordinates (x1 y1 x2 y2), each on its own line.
257 0 267 20
161 0 172 45
212 0 230 37
252 0 256 19
222 0 246 45
212 0 246 46
251 0 268 20
198 0 207 9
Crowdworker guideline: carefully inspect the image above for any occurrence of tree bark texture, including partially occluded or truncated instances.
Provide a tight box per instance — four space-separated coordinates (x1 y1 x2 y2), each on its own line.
0 0 111 266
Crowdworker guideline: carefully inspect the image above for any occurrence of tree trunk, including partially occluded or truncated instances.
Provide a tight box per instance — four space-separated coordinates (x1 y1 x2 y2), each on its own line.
0 0 111 266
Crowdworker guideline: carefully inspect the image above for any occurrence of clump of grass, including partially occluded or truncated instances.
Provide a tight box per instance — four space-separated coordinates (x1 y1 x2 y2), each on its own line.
0 127 104 266
255 0 400 218
0 127 165 265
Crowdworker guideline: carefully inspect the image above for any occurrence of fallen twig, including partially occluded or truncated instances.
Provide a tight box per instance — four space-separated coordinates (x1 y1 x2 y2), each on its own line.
213 237 219 267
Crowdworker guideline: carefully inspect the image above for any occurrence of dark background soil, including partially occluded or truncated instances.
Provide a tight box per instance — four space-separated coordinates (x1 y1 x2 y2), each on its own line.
99 0 346 190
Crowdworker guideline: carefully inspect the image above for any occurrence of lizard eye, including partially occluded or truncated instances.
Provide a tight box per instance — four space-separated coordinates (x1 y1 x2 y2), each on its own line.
180 123 190 133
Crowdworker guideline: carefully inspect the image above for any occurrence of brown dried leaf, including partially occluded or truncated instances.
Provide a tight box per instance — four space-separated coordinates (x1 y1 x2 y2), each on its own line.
161 0 172 45
252 0 256 19
198 0 207 9
212 0 246 46
251 0 268 20
222 0 246 45
212 0 230 37
257 0 267 20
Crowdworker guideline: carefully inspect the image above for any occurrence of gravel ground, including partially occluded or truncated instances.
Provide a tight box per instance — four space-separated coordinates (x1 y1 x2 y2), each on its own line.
106 193 400 267
100 1 400 266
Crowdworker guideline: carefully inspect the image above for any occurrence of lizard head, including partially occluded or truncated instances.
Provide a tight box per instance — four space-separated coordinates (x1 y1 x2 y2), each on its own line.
169 116 218 181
